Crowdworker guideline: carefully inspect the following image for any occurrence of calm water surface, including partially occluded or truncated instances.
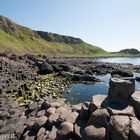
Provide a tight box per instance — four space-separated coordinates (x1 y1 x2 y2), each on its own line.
63 57 140 104
95 57 140 65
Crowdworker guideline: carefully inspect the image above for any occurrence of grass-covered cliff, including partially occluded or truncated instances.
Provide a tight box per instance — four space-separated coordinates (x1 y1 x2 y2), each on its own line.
0 15 107 56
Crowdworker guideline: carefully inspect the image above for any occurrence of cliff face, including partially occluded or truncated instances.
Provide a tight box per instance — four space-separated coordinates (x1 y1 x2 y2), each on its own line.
0 15 39 38
0 15 106 55
36 31 83 44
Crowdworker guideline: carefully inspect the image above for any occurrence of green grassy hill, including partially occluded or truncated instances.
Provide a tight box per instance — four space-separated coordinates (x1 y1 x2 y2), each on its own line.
0 15 107 56
118 48 140 55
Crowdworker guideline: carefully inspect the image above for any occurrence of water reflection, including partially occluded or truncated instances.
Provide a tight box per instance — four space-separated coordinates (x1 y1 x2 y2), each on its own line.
63 73 140 104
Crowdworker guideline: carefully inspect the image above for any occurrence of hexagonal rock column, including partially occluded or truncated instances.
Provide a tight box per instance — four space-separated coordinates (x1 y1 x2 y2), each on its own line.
130 91 140 117
108 77 135 100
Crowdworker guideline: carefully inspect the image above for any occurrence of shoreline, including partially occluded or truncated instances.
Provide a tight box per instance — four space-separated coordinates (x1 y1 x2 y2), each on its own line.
0 53 140 139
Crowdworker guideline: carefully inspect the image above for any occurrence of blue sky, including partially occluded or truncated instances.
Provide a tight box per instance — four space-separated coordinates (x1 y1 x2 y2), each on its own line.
0 0 140 51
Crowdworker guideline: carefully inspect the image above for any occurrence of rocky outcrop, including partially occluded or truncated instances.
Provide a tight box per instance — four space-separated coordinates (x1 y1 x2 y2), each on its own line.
0 54 140 140
130 91 140 117
108 115 130 140
108 77 135 100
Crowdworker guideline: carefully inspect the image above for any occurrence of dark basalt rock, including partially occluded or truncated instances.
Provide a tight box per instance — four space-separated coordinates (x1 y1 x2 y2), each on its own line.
0 54 140 140
38 62 54 74
111 70 133 77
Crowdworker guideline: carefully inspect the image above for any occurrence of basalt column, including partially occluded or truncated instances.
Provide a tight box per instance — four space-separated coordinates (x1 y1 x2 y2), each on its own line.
108 77 135 100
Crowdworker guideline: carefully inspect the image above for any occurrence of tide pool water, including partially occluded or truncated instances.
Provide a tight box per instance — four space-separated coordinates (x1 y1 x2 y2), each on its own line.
63 73 140 104
63 57 140 104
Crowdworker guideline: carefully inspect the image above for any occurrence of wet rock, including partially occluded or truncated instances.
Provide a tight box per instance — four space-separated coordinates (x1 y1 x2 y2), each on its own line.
82 125 106 140
57 121 74 140
108 115 130 140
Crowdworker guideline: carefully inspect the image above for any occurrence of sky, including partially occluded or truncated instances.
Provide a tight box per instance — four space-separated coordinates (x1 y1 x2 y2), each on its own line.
0 0 140 52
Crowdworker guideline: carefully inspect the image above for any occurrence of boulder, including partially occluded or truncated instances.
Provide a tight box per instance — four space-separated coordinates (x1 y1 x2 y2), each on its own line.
48 113 59 126
130 91 140 116
0 124 16 134
74 119 87 140
23 130 36 140
46 107 56 116
63 103 72 112
25 117 37 129
71 103 83 113
66 111 79 124
35 116 48 128
108 77 135 100
107 104 135 116
57 121 74 140
91 94 107 109
50 102 61 108
0 111 10 120
29 108 39 117
58 109 70 123
37 110 46 117
130 117 140 140
0 120 5 129
82 125 106 140
111 70 133 77
108 115 130 140
28 102 38 111
56 107 68 115
41 101 50 110
48 126 58 140
80 102 90 120
38 62 54 74
37 127 46 139
87 109 110 127
83 74 101 82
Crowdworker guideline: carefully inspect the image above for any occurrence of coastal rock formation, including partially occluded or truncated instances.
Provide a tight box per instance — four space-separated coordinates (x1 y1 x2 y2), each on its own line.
108 77 135 100
0 54 140 140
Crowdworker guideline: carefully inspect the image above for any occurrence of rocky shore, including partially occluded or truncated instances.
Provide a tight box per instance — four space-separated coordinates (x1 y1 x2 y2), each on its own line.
0 53 140 140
